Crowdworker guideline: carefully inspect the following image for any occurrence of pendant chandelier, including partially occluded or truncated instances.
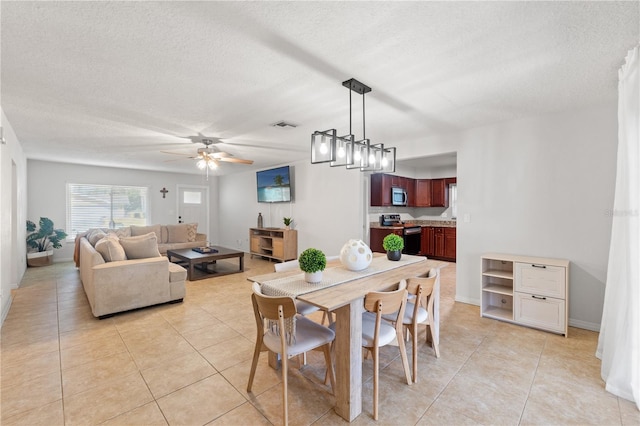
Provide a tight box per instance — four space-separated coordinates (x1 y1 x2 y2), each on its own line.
311 78 396 173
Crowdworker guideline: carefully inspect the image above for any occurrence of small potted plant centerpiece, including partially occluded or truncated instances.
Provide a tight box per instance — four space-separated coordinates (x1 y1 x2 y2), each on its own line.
283 217 293 230
298 248 327 283
382 233 404 261
26 217 68 267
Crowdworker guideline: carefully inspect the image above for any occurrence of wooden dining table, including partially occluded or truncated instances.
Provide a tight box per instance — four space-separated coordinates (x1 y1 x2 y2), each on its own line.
248 254 448 422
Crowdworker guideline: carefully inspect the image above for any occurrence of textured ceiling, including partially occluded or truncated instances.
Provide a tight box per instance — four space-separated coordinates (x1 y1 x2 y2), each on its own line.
2 1 638 176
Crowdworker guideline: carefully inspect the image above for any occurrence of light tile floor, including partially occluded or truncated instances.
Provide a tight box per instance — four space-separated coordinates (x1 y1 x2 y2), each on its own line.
2 258 639 425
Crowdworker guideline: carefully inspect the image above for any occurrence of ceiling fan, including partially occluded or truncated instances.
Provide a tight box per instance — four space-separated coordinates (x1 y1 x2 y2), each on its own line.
161 137 254 169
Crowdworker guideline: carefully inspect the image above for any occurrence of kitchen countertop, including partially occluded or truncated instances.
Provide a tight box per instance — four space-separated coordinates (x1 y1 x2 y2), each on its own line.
370 220 456 229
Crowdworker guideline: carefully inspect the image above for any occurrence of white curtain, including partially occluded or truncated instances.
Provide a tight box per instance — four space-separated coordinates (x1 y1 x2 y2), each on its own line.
596 45 640 410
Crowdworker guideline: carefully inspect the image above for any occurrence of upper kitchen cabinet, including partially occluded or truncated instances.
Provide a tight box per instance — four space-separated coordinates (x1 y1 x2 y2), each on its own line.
371 173 455 207
404 177 416 206
415 179 432 207
430 179 448 207
370 173 415 207
371 173 393 206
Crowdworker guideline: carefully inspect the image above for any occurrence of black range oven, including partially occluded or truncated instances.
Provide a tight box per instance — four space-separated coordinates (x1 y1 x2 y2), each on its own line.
379 214 422 255
402 225 422 255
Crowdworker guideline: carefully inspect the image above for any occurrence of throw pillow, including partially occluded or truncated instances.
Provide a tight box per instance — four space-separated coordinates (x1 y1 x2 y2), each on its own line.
105 227 131 238
95 236 127 262
186 223 198 242
119 233 161 259
88 230 107 246
167 224 189 243
130 224 161 239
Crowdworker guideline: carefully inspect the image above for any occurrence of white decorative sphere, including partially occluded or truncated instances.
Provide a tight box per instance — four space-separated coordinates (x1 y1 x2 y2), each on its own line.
340 239 373 271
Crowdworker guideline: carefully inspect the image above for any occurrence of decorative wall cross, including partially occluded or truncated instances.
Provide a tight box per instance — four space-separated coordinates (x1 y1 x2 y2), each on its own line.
160 187 169 199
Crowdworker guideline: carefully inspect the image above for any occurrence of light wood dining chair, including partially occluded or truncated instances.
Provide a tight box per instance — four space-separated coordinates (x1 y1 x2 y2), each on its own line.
361 280 412 420
247 283 336 426
382 275 440 383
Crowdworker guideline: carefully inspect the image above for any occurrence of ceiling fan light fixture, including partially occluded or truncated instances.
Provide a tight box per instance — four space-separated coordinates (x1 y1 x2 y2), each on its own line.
197 159 207 169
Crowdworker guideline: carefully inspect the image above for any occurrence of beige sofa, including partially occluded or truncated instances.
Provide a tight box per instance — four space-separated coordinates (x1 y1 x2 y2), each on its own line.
76 223 206 318
127 223 207 255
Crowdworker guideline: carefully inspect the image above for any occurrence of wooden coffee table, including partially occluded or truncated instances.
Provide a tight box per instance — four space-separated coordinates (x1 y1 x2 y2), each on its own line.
166 246 244 281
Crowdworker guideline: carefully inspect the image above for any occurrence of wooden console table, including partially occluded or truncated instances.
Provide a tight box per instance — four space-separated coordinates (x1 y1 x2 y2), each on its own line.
249 228 297 262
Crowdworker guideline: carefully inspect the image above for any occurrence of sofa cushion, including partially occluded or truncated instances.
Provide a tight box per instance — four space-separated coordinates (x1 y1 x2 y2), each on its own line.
167 224 189 243
110 227 132 238
119 233 161 259
131 224 161 239
186 223 198 242
160 226 169 244
95 236 127 262
88 230 107 246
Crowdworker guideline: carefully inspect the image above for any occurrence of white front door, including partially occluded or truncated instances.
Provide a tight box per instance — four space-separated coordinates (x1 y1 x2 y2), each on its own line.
177 185 210 240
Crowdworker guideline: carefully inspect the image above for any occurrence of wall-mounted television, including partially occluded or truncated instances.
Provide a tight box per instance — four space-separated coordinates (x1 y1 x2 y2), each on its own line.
256 165 293 203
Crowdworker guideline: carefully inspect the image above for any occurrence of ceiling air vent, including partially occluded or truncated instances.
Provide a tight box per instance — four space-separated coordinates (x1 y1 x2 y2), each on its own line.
272 121 297 128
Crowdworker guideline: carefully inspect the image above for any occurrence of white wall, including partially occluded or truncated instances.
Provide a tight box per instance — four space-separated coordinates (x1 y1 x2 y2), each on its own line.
27 161 219 262
1 110 28 323
218 160 365 256
454 103 616 330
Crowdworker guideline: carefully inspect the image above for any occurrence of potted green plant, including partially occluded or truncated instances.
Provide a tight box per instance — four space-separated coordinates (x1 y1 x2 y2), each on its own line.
283 217 293 229
298 248 327 283
382 233 404 261
26 217 68 267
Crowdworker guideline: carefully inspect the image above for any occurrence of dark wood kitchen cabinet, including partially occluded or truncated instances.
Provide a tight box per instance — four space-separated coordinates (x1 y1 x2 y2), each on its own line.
433 227 445 258
421 226 434 256
415 179 432 207
444 227 456 260
371 173 454 208
371 173 416 207
430 179 449 207
369 227 402 253
404 177 416 206
423 226 456 261
370 174 392 206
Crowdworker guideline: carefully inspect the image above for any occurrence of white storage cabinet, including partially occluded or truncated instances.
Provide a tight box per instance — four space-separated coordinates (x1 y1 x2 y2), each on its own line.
481 253 569 336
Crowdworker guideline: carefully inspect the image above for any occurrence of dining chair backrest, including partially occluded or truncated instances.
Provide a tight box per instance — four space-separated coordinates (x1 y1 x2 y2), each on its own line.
364 279 408 316
252 290 298 323
405 274 436 321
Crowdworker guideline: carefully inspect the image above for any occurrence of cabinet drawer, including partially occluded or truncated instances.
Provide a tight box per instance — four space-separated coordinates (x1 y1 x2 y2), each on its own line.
514 292 565 333
515 263 566 299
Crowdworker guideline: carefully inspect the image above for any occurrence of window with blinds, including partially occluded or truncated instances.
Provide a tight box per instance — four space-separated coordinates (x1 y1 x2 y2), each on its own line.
66 183 149 235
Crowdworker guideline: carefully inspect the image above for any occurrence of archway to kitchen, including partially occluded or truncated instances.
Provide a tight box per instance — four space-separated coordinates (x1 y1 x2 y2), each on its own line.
364 152 458 261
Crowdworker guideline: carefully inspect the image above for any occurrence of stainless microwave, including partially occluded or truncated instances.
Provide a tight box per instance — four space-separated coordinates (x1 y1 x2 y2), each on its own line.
391 187 407 206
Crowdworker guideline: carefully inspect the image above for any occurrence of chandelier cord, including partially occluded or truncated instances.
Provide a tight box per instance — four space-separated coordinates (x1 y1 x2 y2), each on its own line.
362 92 366 140
349 88 352 136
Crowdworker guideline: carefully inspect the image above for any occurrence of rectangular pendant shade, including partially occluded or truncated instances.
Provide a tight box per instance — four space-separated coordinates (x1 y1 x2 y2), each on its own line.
346 139 371 169
311 129 337 163
380 146 396 172
361 143 385 172
330 134 355 167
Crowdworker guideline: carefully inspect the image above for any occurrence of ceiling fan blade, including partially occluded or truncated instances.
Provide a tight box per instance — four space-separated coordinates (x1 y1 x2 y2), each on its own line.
211 151 230 158
218 157 254 164
160 150 192 157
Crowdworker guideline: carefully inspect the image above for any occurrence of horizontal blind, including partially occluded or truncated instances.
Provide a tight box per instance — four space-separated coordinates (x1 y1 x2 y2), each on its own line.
66 183 149 236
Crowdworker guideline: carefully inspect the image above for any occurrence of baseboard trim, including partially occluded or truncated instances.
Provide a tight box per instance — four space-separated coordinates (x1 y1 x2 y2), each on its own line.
569 318 600 332
1 294 14 327
455 296 480 306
